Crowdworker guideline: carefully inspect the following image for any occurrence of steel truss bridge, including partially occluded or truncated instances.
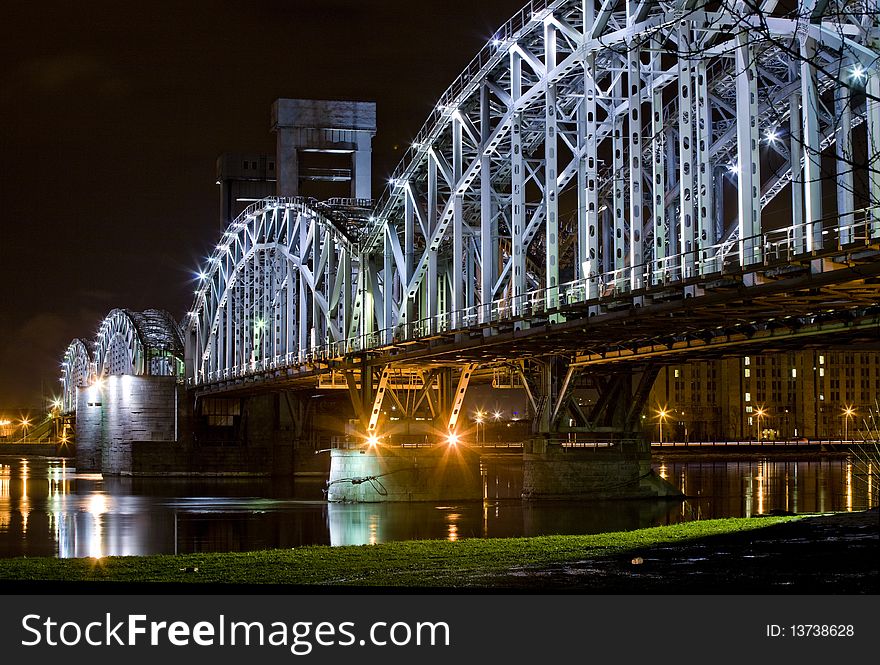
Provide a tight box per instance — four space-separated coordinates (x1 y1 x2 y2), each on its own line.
65 0 880 439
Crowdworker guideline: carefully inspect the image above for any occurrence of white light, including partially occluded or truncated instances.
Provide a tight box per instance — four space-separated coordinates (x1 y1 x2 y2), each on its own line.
851 64 866 81
491 38 502 47
446 432 459 446
764 129 778 144
727 162 739 175
366 435 379 447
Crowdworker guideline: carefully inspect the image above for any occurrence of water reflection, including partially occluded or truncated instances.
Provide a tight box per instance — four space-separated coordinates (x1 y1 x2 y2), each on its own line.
0 454 873 558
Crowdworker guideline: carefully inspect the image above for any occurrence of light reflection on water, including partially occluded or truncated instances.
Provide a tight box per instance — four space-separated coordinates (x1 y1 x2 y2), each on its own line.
0 454 873 559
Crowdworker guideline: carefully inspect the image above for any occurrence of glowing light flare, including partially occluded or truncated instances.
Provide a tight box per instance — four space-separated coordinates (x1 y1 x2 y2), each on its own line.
446 432 459 446
366 435 380 447
763 129 779 144
850 64 866 81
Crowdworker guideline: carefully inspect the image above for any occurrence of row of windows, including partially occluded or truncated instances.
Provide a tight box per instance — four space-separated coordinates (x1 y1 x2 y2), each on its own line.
242 160 275 171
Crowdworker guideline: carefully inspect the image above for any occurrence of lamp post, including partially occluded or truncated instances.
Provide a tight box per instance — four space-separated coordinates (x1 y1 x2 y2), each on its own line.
656 408 669 444
843 406 856 443
755 406 766 442
474 410 485 444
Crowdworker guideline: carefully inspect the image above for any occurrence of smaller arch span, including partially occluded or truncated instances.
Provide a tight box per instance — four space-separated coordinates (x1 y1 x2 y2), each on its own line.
60 338 93 413
93 308 185 379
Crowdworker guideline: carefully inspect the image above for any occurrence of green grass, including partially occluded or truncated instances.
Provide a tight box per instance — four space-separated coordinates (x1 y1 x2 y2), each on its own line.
0 516 796 587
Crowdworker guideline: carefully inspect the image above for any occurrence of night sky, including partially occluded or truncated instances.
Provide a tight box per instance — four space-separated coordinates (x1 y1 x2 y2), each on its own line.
0 0 521 411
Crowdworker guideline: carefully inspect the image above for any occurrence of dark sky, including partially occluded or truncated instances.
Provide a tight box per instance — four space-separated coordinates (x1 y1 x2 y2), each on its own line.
0 0 521 411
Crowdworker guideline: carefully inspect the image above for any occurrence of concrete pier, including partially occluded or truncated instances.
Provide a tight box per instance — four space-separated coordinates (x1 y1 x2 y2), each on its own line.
327 444 482 502
522 437 681 500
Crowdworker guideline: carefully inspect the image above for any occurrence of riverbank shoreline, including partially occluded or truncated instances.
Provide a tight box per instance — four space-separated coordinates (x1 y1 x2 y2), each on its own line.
0 511 875 593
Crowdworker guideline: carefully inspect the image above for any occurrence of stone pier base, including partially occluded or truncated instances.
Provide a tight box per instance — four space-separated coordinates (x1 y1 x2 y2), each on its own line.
327 445 482 502
522 437 681 500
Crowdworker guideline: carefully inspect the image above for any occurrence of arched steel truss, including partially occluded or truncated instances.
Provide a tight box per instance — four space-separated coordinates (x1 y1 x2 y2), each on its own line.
186 198 359 381
94 308 184 378
188 0 880 386
60 339 92 413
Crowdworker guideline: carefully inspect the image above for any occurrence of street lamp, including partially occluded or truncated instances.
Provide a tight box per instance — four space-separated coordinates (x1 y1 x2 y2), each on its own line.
474 410 485 444
843 406 856 442
656 408 669 444
755 406 767 442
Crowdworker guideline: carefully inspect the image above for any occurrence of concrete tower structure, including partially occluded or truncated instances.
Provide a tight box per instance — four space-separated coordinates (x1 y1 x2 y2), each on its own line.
271 99 377 201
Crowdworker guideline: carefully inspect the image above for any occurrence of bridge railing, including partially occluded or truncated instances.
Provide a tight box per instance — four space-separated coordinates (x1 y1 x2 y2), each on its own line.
190 206 879 387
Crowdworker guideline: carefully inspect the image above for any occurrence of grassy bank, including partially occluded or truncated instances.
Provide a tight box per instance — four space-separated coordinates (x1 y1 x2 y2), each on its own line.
0 516 799 587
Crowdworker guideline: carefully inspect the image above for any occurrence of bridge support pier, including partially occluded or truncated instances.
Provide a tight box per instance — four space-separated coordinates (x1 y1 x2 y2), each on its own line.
327 444 481 502
329 362 483 501
520 360 680 500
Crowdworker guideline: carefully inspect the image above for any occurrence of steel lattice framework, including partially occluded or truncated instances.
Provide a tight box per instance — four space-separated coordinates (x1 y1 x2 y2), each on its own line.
187 0 880 387
60 339 92 413
61 309 184 411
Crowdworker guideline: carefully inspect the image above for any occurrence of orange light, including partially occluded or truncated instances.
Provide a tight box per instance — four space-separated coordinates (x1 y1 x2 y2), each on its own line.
366 434 379 447
446 432 459 446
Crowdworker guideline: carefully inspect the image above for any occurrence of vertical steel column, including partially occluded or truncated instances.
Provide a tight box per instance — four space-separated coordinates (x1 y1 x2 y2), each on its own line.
383 225 393 343
284 209 295 359
866 37 880 237
677 21 696 279
835 80 854 244
612 73 626 289
340 247 351 346
544 18 560 312
479 83 495 323
696 61 716 273
789 85 804 243
510 50 527 316
581 55 599 302
735 33 762 267
801 34 823 253
627 39 644 291
427 158 439 333
403 189 415 331
651 37 667 284
310 218 320 353
326 230 337 345
297 211 308 356
452 117 464 328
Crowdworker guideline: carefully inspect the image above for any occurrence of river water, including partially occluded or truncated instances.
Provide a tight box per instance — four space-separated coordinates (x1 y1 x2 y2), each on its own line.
0 454 873 558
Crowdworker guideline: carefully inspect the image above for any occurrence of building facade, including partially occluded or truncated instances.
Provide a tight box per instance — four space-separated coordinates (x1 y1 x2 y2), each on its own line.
649 350 880 442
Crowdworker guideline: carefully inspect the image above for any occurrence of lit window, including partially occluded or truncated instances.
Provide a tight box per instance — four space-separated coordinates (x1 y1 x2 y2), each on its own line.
745 392 751 402
744 357 751 366
674 369 680 378
744 368 750 378
748 417 753 425
746 406 753 413
791 368 797 378
819 394 825 401
819 368 825 377
819 355 825 365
